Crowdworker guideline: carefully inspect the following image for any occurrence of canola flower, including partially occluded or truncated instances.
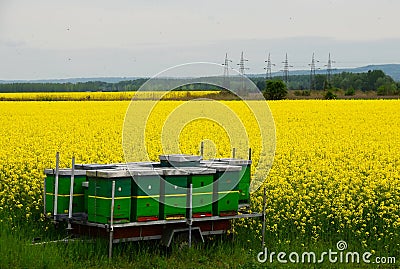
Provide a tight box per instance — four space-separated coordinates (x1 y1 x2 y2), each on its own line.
0 99 399 248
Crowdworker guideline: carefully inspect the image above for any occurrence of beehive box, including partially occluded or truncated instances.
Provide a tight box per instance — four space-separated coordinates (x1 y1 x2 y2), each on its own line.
130 168 163 222
159 168 189 219
214 159 252 205
200 163 241 215
185 167 216 216
86 170 131 224
44 169 87 215
159 167 216 219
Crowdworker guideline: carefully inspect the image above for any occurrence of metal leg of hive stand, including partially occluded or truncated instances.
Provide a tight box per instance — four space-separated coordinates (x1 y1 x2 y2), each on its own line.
108 230 114 259
108 180 116 259
261 187 266 249
188 184 193 248
67 157 75 231
53 152 60 222
43 171 46 217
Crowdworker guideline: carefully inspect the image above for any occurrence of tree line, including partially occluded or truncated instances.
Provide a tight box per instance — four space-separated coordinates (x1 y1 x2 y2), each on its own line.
252 70 399 96
0 70 398 96
0 79 148 93
0 78 225 93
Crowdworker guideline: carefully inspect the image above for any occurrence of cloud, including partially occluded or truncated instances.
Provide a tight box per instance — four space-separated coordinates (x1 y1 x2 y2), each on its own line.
1 0 400 79
1 36 400 80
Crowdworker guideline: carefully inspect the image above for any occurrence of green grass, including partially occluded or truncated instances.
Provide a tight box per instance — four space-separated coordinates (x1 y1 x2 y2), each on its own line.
0 221 398 268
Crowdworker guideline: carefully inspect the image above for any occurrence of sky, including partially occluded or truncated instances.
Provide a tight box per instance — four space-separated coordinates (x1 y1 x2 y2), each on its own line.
1 0 400 80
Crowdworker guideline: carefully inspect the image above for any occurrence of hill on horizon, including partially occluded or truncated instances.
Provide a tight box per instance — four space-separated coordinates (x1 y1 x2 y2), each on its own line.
252 64 400 81
0 64 399 84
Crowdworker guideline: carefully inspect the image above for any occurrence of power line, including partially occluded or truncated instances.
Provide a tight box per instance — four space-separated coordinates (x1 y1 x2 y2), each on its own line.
264 53 275 80
237 51 249 91
222 53 232 89
281 53 293 85
309 53 319 90
237 51 249 75
325 53 336 83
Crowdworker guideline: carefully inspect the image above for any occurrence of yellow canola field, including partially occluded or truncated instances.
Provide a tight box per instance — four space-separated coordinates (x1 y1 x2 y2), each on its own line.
0 100 399 246
264 100 400 247
0 91 218 101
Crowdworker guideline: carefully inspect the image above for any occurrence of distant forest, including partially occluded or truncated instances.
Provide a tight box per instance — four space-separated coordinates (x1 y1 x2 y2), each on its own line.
252 70 399 95
0 70 398 95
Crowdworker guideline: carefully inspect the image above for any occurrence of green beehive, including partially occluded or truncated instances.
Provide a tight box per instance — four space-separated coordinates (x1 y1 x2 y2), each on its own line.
185 167 216 216
215 191 239 215
160 167 216 219
86 170 131 224
160 168 189 219
44 169 87 215
130 168 163 222
215 159 252 205
200 163 242 215
214 165 241 215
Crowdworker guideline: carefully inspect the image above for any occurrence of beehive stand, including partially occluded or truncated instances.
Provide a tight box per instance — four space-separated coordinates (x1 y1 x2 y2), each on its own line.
44 149 265 259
